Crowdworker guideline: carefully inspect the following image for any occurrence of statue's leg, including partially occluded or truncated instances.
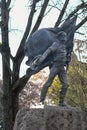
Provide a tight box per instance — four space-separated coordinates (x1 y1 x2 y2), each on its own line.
58 67 68 106
40 65 58 104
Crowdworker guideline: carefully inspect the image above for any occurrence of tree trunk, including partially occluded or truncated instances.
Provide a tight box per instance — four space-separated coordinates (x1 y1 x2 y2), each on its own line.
1 0 13 129
12 91 19 121
2 58 13 129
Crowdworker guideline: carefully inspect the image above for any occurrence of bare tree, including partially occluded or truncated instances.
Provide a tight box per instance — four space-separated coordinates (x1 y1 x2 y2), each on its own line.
0 0 87 129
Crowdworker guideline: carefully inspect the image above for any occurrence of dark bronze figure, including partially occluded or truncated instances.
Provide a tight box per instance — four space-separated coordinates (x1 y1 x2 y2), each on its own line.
25 16 77 106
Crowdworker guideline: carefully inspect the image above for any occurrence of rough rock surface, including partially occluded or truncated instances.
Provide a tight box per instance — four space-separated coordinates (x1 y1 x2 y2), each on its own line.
13 106 87 130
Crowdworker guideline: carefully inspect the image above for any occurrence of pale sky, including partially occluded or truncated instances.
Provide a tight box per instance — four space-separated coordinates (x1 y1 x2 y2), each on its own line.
0 0 87 79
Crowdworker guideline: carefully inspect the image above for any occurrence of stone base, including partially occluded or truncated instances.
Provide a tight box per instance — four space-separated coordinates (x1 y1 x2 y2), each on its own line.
13 105 87 130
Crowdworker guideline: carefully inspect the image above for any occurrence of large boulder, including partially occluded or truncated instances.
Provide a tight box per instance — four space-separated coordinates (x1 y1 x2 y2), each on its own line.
13 106 87 130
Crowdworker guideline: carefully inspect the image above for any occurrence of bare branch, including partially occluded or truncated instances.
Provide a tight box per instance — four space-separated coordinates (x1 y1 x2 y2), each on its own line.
12 75 29 94
0 44 14 60
31 0 49 35
55 0 70 27
7 0 11 8
76 16 87 30
45 1 61 17
76 31 84 35
66 2 87 20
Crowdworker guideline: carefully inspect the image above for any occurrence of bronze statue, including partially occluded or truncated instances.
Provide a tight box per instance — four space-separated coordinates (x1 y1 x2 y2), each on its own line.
25 16 77 106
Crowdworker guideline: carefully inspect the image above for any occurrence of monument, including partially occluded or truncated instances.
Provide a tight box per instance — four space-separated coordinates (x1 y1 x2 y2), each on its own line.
25 16 77 106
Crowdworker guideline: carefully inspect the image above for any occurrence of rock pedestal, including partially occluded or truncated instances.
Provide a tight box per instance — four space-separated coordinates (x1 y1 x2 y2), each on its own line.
13 106 87 130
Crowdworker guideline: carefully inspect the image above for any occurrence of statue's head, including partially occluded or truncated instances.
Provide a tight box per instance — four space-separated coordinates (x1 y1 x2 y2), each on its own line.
57 31 67 43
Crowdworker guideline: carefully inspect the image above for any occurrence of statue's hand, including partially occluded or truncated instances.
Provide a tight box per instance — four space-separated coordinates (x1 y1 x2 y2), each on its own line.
30 55 42 70
36 56 43 64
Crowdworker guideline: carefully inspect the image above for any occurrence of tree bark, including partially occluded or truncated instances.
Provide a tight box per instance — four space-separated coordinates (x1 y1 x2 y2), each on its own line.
12 91 19 121
1 0 13 129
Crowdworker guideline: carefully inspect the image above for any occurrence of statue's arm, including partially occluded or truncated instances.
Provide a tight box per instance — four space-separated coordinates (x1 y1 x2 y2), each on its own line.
39 42 57 63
